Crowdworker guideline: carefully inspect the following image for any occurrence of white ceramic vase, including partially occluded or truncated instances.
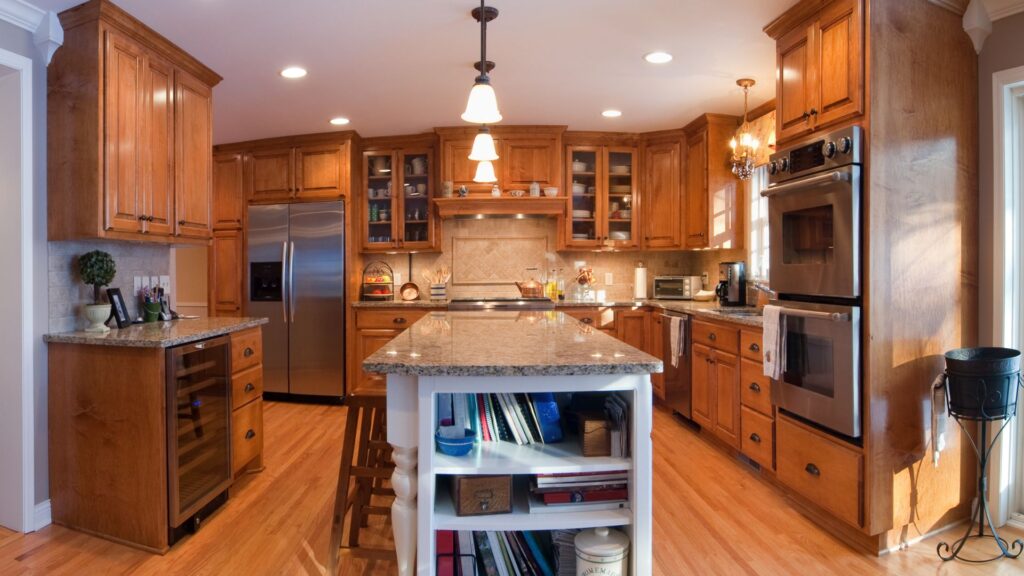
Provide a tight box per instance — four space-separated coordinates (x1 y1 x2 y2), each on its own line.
83 303 111 333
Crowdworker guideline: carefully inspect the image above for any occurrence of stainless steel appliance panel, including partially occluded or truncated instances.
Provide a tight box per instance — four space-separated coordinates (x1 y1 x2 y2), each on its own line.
662 312 692 417
287 202 346 397
246 205 290 394
765 165 860 299
771 300 861 438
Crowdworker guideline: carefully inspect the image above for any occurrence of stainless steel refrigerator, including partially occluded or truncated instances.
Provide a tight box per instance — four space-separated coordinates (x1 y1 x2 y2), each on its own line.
246 201 345 398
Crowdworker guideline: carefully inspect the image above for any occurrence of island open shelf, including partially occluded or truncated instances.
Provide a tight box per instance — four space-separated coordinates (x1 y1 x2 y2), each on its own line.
432 433 633 476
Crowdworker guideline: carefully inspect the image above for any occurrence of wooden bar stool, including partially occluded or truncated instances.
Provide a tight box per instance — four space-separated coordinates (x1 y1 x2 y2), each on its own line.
328 393 396 573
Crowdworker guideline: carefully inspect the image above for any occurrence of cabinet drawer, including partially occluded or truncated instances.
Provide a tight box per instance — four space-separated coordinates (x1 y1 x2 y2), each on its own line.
740 359 773 416
355 309 428 330
741 406 774 470
740 330 763 362
777 415 862 527
231 365 263 410
692 320 738 353
561 307 616 331
231 328 262 373
232 398 263 475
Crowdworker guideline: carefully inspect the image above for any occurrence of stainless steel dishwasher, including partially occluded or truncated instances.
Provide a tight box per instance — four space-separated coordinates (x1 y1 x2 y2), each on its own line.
661 311 692 418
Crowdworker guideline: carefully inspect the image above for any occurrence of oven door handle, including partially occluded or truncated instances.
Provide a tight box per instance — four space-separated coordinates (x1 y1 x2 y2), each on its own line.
761 170 849 197
782 308 851 322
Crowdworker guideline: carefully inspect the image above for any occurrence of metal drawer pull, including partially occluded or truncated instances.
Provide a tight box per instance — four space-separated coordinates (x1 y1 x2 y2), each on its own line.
749 433 761 443
749 382 761 393
581 317 594 324
708 332 717 341
762 170 849 198
749 343 760 352
783 308 850 322
194 342 206 350
245 429 256 440
805 463 821 477
243 347 254 357
244 383 255 393
393 317 407 324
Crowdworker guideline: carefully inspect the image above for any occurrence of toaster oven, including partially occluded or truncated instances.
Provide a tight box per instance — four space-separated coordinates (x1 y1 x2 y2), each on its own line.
653 276 703 300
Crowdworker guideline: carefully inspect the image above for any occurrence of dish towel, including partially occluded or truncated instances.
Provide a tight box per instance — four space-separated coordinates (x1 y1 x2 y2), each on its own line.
762 304 786 379
669 316 684 368
931 373 948 466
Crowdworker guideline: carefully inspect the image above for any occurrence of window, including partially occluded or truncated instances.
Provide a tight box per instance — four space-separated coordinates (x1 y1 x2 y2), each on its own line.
747 165 770 282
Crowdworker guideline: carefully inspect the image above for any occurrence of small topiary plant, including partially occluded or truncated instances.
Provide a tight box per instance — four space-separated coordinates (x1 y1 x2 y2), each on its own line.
78 250 116 305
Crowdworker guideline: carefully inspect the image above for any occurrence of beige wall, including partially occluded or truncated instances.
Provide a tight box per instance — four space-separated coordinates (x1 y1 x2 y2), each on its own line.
174 246 208 316
979 12 1024 345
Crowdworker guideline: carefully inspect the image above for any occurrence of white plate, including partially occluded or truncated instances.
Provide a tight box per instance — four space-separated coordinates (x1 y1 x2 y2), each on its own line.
572 210 592 218
609 232 630 240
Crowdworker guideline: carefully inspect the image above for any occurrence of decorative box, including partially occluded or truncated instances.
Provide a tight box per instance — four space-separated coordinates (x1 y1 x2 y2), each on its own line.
577 411 612 457
452 474 512 516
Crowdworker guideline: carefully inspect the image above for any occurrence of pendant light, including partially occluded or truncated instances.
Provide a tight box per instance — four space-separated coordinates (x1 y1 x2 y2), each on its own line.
469 126 499 161
474 160 497 183
461 1 502 124
729 78 760 181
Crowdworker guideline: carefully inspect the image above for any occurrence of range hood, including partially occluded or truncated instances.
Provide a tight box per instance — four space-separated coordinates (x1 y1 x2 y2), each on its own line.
434 197 566 219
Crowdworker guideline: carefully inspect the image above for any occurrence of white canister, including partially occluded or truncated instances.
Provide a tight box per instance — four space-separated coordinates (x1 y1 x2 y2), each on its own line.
633 261 647 300
529 181 541 197
575 527 629 576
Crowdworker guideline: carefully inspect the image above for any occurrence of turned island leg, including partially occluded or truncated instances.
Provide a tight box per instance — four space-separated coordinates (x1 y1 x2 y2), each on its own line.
387 375 418 576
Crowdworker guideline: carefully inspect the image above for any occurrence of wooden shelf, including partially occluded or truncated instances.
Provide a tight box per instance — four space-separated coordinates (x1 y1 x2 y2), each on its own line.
572 171 597 176
433 436 632 476
368 220 392 225
434 197 566 218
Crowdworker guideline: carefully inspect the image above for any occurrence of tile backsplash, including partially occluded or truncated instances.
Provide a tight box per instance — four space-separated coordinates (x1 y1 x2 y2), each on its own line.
370 218 746 301
48 241 171 333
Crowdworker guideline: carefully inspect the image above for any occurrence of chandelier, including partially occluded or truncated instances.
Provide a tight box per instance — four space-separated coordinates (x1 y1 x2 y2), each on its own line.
461 0 502 183
729 78 760 181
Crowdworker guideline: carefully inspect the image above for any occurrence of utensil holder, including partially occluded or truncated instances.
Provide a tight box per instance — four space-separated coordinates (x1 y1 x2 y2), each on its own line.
142 301 162 323
430 283 447 301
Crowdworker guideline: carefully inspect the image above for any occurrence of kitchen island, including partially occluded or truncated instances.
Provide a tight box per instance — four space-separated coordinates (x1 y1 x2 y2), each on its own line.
364 310 662 576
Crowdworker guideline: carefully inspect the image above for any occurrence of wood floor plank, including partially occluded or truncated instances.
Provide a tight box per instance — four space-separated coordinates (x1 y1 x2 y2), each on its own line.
0 402 1020 575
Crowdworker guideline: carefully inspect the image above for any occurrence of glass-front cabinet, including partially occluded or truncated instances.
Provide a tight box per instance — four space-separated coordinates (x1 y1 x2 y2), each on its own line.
362 148 436 252
565 145 639 249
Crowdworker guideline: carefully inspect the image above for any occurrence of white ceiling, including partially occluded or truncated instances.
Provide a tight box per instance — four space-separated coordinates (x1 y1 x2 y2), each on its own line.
34 0 796 144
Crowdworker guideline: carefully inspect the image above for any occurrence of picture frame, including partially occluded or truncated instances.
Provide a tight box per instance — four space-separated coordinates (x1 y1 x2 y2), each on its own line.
106 287 132 329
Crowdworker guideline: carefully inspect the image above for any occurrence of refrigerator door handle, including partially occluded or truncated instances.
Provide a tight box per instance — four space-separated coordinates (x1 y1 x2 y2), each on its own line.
289 241 296 323
280 241 288 324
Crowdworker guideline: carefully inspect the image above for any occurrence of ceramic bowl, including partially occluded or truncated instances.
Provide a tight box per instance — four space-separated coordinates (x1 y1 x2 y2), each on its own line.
435 429 476 456
572 209 592 218
544 187 559 197
572 161 588 173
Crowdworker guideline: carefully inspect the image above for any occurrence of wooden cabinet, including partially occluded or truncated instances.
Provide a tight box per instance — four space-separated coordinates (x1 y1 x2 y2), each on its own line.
244 140 353 203
615 308 647 351
361 140 438 253
647 312 665 400
642 138 683 249
690 320 741 449
353 308 429 393
712 350 741 447
560 306 617 334
230 328 264 477
437 126 564 195
505 138 560 189
769 0 863 144
691 342 714 428
49 1 221 243
682 114 742 250
212 152 244 229
564 145 639 250
248 148 295 202
209 228 243 316
295 143 348 199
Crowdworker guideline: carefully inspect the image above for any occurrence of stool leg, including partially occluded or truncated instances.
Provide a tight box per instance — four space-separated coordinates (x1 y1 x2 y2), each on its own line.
348 405 374 547
328 405 360 575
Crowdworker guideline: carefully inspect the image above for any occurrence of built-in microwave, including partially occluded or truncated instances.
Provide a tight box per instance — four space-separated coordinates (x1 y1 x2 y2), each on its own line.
653 276 703 300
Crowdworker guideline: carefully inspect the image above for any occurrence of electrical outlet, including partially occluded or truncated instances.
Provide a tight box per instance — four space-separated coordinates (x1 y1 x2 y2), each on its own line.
604 272 614 285
150 276 159 290
574 260 586 270
701 272 709 288
159 275 170 291
395 272 403 285
133 276 142 295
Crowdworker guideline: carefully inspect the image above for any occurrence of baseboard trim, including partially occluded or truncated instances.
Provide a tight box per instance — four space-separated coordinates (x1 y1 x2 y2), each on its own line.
33 499 51 531
879 519 967 556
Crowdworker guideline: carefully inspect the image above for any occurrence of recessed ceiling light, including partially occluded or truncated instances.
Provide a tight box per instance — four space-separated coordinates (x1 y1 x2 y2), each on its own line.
329 117 350 126
280 66 307 79
644 51 673 64
602 109 622 118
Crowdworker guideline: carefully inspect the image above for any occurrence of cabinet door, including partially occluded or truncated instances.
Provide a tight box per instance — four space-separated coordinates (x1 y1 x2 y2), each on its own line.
212 153 244 229
398 150 435 251
142 54 175 237
443 137 501 194
643 141 682 249
209 228 243 316
248 148 294 202
814 0 863 129
363 152 398 251
355 329 399 394
691 343 714 430
174 70 213 239
103 30 145 234
616 309 648 351
684 131 709 248
566 147 602 248
295 143 346 199
776 20 816 143
605 148 639 249
713 350 741 449
504 138 558 188
647 312 665 400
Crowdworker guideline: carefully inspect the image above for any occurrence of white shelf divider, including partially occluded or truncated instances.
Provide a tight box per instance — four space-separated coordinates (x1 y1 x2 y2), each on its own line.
433 434 632 476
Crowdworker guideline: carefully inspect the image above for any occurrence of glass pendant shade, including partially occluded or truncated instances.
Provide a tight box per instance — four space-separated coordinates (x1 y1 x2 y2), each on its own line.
461 80 503 124
473 160 497 183
469 129 499 161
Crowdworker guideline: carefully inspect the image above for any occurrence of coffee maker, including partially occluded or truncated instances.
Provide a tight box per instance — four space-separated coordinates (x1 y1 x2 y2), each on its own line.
715 262 746 306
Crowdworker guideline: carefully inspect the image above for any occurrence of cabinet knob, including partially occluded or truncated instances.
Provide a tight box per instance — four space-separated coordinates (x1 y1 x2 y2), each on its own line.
708 332 717 341
748 382 761 393
809 108 818 116
138 215 147 221
244 382 255 393
581 317 594 325
393 317 407 325
243 347 254 357
805 463 821 477
178 220 186 226
749 433 761 443
245 429 256 440
749 343 760 353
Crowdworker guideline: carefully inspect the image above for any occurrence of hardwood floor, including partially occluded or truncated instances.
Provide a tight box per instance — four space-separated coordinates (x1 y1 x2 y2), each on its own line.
0 401 1020 575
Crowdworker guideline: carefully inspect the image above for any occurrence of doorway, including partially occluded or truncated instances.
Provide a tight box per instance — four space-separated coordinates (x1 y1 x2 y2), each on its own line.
0 49 35 532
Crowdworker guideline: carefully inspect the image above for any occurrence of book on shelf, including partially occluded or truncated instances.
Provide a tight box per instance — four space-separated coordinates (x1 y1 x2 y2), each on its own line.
526 492 628 514
454 530 555 576
457 531 477 576
534 471 629 487
552 529 580 576
436 393 565 448
437 530 456 576
536 486 628 505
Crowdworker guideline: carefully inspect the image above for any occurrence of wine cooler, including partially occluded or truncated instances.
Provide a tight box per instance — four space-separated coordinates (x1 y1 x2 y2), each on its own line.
167 335 233 539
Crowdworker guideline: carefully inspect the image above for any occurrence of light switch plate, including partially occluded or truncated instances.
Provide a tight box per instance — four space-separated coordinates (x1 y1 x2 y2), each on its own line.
604 272 614 285
133 276 142 295
395 272 403 285
159 275 170 291
150 276 159 290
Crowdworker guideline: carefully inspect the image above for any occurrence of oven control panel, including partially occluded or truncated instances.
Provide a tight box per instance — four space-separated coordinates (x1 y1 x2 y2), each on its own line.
768 125 862 185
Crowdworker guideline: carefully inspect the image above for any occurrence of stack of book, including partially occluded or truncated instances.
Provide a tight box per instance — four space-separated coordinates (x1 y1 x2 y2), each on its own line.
436 530 555 576
551 529 580 576
527 470 629 514
437 393 563 446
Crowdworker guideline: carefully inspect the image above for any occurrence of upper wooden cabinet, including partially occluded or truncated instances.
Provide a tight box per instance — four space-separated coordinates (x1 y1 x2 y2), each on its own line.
563 144 639 250
359 134 440 253
682 114 742 250
212 152 244 229
48 0 222 243
766 0 864 144
437 126 564 194
641 133 684 250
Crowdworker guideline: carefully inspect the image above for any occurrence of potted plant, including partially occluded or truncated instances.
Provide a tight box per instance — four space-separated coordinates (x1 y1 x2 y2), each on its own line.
78 250 116 333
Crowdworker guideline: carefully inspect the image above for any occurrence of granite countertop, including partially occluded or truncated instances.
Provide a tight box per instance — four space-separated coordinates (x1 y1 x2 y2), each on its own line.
363 310 663 377
351 300 450 309
44 317 269 348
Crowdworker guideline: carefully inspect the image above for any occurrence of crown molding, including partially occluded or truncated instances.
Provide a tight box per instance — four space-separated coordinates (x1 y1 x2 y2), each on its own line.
0 0 45 32
0 0 63 65
989 0 1024 19
929 0 969 15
